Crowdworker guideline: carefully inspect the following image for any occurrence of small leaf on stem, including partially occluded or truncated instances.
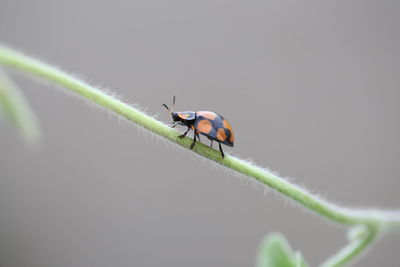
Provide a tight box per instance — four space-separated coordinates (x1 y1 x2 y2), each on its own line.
256 233 308 267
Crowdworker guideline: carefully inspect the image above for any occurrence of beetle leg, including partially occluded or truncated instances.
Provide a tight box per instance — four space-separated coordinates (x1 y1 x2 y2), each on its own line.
178 126 190 139
210 140 213 148
190 132 197 149
218 142 225 158
171 122 178 128
195 131 201 142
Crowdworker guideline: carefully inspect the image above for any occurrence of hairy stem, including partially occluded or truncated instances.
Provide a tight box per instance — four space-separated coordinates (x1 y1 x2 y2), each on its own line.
320 226 379 267
0 45 399 266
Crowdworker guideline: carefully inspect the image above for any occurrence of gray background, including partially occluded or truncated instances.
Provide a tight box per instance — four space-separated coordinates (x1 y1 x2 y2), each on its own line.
1 1 399 266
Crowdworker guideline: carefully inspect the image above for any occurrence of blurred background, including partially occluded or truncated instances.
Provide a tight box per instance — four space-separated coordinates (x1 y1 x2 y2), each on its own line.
1 1 399 266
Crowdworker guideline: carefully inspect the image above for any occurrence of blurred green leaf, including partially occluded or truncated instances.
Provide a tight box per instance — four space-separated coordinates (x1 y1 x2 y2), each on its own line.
0 68 41 143
294 252 308 267
256 233 308 267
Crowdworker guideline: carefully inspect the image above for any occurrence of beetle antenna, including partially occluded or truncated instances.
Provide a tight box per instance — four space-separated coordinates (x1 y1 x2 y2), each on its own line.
172 95 176 113
162 104 170 113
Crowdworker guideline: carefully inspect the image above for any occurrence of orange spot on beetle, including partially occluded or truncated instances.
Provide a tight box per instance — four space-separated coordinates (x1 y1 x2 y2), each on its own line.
217 128 227 141
197 119 212 134
223 119 233 131
197 111 217 120
178 113 190 120
229 132 235 143
222 119 234 144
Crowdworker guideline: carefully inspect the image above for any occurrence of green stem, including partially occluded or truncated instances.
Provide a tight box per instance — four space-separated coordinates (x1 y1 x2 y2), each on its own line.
0 45 399 266
0 67 41 143
320 225 379 267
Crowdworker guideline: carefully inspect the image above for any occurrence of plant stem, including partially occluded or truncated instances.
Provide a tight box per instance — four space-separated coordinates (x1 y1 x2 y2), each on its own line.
0 45 399 266
0 67 41 143
320 225 378 267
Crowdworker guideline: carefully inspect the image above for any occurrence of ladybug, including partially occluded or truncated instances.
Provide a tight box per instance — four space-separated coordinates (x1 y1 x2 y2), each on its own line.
163 96 234 158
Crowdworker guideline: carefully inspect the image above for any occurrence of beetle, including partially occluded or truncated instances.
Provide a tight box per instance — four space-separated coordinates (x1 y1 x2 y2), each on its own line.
163 96 234 158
